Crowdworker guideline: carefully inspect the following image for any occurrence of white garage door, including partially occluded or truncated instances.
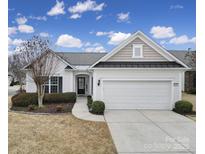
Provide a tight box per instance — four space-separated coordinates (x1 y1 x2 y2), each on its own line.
102 80 172 109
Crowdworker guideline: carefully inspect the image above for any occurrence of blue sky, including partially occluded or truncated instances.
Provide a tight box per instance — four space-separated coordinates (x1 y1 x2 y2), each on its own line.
8 0 196 53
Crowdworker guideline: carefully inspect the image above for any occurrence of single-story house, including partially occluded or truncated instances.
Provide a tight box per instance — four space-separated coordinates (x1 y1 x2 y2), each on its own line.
25 31 189 110
169 50 196 92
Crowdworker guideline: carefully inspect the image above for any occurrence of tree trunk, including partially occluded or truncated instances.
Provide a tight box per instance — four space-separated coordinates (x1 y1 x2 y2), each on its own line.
37 84 44 108
19 83 23 92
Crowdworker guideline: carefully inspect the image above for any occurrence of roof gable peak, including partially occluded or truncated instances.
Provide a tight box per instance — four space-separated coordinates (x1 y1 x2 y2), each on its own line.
90 31 189 68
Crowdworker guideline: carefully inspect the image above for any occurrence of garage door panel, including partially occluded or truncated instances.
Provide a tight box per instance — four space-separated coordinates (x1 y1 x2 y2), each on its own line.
102 80 171 109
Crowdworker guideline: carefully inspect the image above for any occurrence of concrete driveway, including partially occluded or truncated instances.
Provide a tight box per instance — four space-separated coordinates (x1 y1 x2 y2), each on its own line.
104 110 195 154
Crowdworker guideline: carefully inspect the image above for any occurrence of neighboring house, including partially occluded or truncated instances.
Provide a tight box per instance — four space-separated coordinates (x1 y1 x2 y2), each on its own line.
25 31 189 110
8 74 13 86
169 50 196 92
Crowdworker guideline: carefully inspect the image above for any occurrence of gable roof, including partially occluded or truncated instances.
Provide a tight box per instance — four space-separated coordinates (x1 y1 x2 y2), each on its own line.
23 50 75 70
90 31 189 69
169 50 196 69
56 52 107 66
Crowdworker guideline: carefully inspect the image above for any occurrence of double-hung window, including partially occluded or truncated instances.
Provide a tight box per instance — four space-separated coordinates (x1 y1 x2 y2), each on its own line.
132 44 143 58
43 76 62 93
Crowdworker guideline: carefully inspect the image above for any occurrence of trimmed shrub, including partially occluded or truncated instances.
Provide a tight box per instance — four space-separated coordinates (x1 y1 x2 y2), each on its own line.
87 95 93 110
28 104 36 111
91 101 105 115
12 92 77 107
174 100 193 114
12 93 38 107
44 92 76 104
56 105 63 112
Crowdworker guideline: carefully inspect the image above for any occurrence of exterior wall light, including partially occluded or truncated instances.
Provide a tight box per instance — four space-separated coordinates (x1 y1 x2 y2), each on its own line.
97 80 100 86
174 83 179 87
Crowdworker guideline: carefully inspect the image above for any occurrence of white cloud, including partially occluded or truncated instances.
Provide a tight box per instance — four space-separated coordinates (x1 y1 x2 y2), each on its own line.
170 5 184 9
95 31 131 45
40 32 50 37
8 37 12 45
96 15 102 20
96 31 114 36
28 16 47 21
84 42 91 47
18 24 34 33
8 37 25 46
12 39 25 46
56 34 82 48
85 43 106 53
16 16 27 24
9 8 15 11
68 0 105 14
70 14 81 19
169 35 196 45
150 26 176 39
89 30 94 34
92 43 101 46
8 27 17 35
108 32 131 45
160 40 167 45
117 12 130 23
47 0 65 16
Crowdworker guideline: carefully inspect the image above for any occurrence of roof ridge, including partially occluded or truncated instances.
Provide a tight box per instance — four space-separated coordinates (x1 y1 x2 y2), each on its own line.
168 50 196 52
55 52 108 54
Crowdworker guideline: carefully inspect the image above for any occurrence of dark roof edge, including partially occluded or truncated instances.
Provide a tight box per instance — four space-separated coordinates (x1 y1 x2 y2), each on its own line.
93 61 185 68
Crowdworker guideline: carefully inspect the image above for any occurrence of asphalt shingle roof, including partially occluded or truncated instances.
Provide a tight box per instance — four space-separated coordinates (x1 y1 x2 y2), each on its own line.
93 61 184 68
56 52 107 66
169 50 196 69
55 50 195 69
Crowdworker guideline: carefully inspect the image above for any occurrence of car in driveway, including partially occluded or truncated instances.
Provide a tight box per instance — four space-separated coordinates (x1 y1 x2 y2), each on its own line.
104 110 195 154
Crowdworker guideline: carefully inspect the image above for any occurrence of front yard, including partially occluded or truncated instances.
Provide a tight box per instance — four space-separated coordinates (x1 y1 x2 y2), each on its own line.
9 112 117 154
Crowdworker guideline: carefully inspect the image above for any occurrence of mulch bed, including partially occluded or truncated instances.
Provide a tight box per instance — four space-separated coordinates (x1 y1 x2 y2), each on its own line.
10 103 74 113
173 109 196 116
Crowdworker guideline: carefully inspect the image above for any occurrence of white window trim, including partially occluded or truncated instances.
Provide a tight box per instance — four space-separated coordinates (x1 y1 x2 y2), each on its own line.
43 76 60 93
132 44 143 58
50 76 59 93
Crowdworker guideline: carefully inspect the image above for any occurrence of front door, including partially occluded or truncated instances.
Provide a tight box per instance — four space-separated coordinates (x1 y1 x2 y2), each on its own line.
77 77 85 94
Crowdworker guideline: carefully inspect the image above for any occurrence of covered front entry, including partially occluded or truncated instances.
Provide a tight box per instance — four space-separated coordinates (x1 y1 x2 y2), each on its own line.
75 74 90 95
77 77 86 94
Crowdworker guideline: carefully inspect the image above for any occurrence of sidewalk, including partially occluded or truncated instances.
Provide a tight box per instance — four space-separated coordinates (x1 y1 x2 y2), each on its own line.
72 97 105 122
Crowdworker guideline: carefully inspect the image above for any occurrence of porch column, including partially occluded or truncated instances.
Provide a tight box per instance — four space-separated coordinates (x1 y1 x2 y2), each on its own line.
89 73 92 95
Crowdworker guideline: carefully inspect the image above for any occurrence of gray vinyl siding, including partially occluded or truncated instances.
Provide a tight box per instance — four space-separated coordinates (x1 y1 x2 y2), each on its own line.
107 37 167 61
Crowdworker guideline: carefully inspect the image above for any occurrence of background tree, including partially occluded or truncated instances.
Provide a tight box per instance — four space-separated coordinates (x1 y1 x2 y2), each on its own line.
17 36 60 107
8 52 26 91
185 48 196 68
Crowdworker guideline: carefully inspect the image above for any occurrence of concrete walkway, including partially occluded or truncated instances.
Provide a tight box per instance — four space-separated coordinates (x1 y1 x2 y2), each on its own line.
72 97 105 122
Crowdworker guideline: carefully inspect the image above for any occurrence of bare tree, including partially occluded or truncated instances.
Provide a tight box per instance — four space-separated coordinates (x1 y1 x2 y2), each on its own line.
185 48 196 68
8 53 26 91
17 36 60 107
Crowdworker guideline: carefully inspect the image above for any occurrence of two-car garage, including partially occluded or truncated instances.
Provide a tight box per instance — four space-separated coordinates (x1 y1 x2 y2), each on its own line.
102 80 172 110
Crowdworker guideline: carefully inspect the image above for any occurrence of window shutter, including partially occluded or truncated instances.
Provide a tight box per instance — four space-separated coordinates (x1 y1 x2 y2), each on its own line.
59 77 63 93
